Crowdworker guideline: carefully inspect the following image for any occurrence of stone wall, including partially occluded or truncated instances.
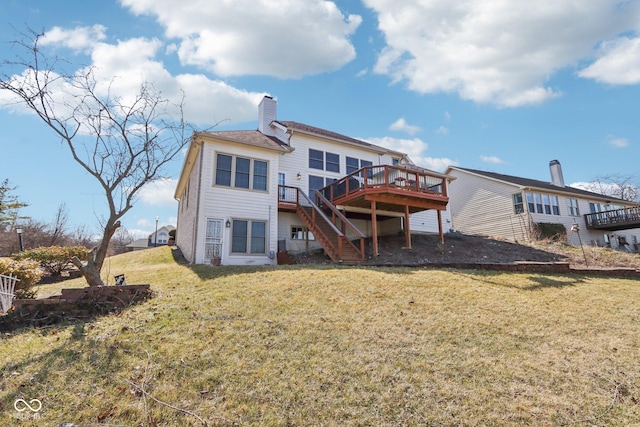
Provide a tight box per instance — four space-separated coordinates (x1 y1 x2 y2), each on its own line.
0 284 153 330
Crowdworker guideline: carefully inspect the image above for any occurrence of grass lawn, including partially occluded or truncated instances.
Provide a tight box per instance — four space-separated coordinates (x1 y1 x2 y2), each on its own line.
1 247 639 426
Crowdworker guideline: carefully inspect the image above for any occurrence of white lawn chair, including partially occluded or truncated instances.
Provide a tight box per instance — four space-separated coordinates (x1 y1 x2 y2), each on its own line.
0 273 19 314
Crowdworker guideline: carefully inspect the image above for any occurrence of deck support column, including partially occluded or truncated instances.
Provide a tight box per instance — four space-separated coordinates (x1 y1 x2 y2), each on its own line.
404 205 412 249
372 200 379 256
437 209 444 244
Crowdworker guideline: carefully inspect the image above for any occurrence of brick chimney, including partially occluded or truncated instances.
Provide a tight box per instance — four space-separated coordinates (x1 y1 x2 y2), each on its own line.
258 95 276 136
549 160 565 187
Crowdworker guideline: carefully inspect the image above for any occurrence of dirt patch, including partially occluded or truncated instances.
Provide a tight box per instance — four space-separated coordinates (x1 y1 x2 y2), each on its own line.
293 232 640 269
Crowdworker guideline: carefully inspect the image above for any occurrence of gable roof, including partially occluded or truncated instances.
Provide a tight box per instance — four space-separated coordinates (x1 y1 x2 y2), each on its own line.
195 130 293 153
277 120 408 158
449 166 629 204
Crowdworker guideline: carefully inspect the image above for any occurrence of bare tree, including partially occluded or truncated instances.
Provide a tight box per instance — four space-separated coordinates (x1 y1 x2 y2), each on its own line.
48 202 69 246
583 173 639 203
0 31 189 286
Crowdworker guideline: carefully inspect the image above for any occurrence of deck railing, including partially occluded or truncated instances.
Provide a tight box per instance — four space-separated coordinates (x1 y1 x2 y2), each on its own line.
321 165 448 203
584 206 640 229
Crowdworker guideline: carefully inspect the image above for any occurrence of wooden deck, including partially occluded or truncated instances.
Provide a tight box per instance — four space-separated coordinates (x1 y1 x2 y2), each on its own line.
585 206 640 231
321 165 449 214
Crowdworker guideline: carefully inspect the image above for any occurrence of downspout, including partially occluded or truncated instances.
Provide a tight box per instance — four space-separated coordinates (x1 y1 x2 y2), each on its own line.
193 140 204 263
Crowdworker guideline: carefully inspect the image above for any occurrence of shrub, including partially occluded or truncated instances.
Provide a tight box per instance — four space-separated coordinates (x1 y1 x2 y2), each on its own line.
0 258 42 299
13 246 88 277
534 223 567 242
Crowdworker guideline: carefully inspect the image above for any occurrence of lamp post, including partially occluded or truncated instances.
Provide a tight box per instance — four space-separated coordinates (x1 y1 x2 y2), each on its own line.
154 216 159 247
16 228 24 252
571 223 589 267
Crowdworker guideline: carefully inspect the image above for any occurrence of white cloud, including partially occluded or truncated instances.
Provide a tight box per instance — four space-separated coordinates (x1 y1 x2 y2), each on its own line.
0 26 266 126
120 0 361 78
578 37 640 84
435 126 449 135
137 178 179 207
40 24 107 51
480 155 505 164
366 136 457 171
363 0 640 107
389 118 420 135
606 136 629 148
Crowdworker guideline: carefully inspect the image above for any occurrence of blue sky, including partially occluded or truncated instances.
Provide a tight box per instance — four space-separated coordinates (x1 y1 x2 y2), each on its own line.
1 0 639 238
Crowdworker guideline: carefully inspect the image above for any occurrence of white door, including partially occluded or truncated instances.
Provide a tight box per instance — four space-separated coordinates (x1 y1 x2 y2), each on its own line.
205 219 223 260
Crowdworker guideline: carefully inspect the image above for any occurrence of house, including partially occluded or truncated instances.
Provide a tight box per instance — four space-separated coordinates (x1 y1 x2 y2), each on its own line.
125 225 176 251
445 161 640 249
173 96 454 265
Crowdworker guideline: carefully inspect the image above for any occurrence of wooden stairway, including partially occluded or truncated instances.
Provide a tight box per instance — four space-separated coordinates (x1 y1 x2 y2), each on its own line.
290 188 365 263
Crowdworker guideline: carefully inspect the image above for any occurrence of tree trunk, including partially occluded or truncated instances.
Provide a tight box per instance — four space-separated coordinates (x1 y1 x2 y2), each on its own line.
71 220 121 287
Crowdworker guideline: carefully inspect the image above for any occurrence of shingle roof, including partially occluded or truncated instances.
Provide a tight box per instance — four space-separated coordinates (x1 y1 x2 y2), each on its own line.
277 121 402 154
196 130 292 153
452 167 627 202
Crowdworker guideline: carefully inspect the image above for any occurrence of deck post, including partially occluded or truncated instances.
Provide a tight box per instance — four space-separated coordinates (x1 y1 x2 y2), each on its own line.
404 205 412 249
372 200 379 256
437 209 444 244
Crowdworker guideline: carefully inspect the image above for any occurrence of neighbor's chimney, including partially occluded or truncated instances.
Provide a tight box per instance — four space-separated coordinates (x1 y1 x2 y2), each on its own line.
258 95 277 136
549 159 565 187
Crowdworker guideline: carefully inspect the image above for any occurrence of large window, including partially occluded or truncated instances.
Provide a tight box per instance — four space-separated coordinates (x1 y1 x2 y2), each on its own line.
231 220 267 254
310 149 340 172
309 149 324 170
567 198 580 216
525 191 561 216
326 152 340 173
215 154 268 191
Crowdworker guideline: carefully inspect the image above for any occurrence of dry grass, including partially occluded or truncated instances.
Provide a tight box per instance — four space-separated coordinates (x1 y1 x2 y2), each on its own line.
1 247 639 426
529 240 640 269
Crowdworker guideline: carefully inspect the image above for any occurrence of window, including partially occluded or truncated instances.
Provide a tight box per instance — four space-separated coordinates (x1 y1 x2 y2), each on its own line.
215 154 268 191
392 158 400 165
526 192 535 213
253 160 268 191
231 220 267 254
551 196 560 215
526 192 560 216
360 160 373 178
326 152 340 173
346 157 359 174
567 198 580 216
310 149 340 172
309 175 325 203
291 226 315 241
513 193 524 214
543 194 551 215
215 154 232 186
309 149 324 170
235 157 250 189
535 193 543 214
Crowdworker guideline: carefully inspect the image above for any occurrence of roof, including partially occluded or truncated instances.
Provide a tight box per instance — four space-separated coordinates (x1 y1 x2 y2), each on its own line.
277 121 407 157
195 130 293 153
126 238 150 249
449 166 629 203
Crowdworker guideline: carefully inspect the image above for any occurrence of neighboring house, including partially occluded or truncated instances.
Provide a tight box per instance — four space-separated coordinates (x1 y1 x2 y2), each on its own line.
125 225 176 251
445 161 640 249
174 96 454 265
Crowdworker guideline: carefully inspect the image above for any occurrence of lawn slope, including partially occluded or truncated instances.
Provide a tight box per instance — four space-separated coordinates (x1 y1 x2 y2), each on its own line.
1 247 639 426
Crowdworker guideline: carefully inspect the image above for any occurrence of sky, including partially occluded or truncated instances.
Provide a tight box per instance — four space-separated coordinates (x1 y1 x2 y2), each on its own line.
1 0 639 239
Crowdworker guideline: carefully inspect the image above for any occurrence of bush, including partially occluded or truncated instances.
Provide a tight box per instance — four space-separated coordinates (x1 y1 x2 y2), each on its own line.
534 223 567 242
13 246 88 277
0 258 42 299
